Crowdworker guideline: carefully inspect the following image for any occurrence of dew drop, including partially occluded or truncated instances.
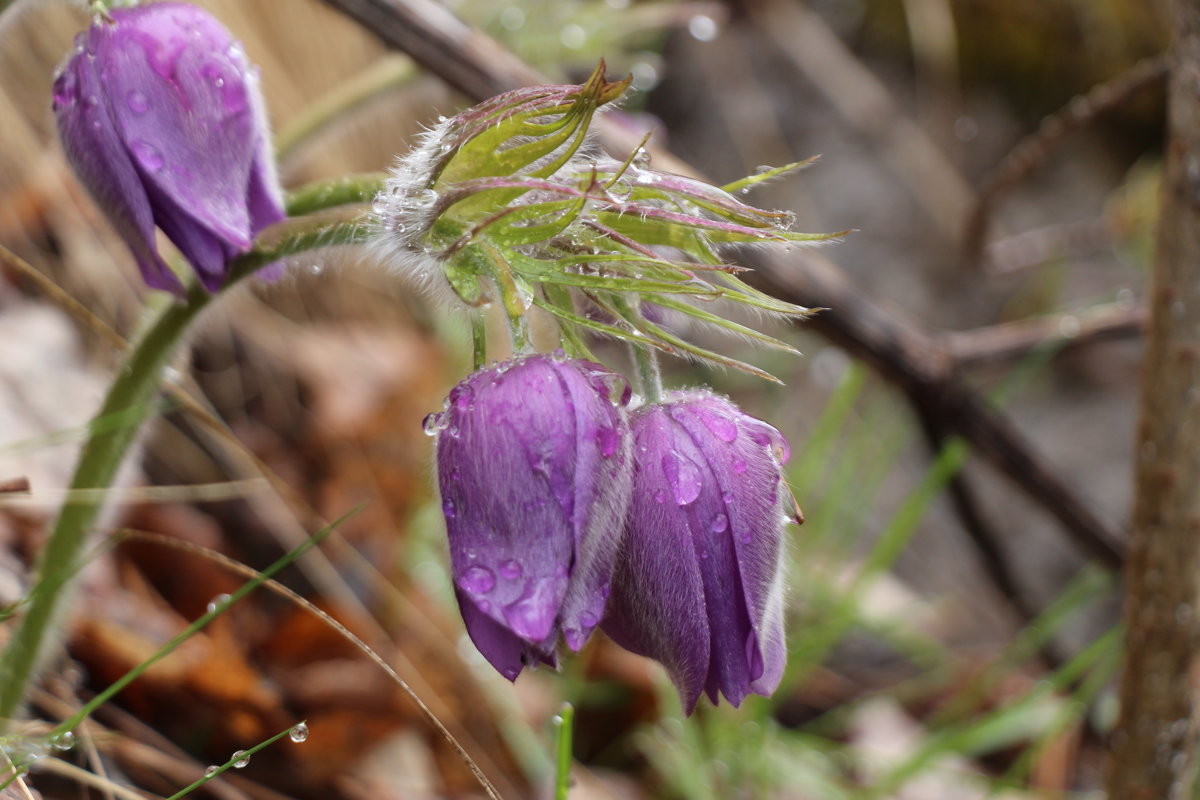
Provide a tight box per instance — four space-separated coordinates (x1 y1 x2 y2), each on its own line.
422 411 446 436
461 565 496 595
723 491 734 504
206 593 232 614
131 139 164 171
289 722 309 743
699 410 738 442
663 452 702 505
205 765 219 777
442 498 457 519
449 382 474 411
49 730 75 751
499 559 523 579
125 90 149 115
711 514 728 533
450 468 462 482
580 611 598 627
231 750 250 768
688 14 720 42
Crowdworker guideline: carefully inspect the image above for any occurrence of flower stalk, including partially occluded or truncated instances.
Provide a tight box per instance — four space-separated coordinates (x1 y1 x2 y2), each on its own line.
0 216 369 729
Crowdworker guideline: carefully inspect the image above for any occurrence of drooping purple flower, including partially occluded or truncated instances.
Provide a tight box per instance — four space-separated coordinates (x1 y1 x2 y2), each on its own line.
602 390 792 713
52 3 285 293
427 354 633 680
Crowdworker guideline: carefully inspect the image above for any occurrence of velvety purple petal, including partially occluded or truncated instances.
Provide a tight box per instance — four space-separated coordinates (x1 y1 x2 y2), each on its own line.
99 3 258 248
456 590 555 682
662 402 758 707
555 361 632 651
246 118 287 235
603 406 711 712
53 37 181 293
140 179 236 291
670 392 789 701
437 359 578 644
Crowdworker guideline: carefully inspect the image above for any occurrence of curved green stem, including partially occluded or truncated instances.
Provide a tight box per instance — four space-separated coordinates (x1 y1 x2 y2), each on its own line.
285 173 387 217
0 216 370 729
0 288 207 724
630 343 664 403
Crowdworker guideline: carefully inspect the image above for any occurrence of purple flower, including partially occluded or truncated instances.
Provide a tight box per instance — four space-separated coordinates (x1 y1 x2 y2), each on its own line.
52 3 285 293
602 391 792 713
428 355 633 680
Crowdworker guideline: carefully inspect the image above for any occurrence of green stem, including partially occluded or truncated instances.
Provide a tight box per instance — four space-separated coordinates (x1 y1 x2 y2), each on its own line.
553 702 574 800
285 173 387 217
0 216 370 730
0 288 208 724
629 344 663 403
471 313 487 369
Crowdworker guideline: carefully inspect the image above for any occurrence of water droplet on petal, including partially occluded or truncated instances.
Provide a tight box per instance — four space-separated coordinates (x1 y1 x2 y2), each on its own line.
461 565 496 595
441 498 457 519
126 90 149 115
206 593 232 614
232 750 250 769
131 140 164 171
662 451 702 505
499 560 523 580
711 514 728 533
699 410 738 442
422 411 446 436
289 722 309 743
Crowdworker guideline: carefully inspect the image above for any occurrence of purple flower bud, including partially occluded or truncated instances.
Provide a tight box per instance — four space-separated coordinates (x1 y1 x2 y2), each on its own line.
428 354 633 680
52 3 285 293
602 391 791 713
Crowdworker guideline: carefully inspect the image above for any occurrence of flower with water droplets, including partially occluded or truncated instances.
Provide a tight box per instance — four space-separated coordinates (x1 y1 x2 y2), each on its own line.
602 390 794 713
52 2 285 293
428 353 633 680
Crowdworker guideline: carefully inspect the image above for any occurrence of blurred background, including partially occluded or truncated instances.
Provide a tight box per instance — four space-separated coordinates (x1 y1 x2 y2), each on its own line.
0 0 1169 797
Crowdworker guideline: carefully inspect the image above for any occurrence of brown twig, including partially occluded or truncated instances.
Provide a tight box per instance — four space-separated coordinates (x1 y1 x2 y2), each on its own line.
314 0 1128 576
964 54 1169 267
945 301 1146 370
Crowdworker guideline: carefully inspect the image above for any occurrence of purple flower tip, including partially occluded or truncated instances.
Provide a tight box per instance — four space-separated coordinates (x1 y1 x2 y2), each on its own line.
53 2 285 293
602 390 791 713
429 354 633 681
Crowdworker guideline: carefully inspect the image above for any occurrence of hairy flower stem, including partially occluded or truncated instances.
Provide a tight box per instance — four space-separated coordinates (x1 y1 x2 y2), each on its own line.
630 344 664 404
0 217 369 729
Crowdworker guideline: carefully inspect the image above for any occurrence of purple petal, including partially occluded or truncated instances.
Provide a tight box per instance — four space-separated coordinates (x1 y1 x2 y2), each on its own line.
556 361 632 651
670 393 789 700
456 590 555 682
54 37 181 292
603 406 711 712
99 3 259 248
437 359 578 644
